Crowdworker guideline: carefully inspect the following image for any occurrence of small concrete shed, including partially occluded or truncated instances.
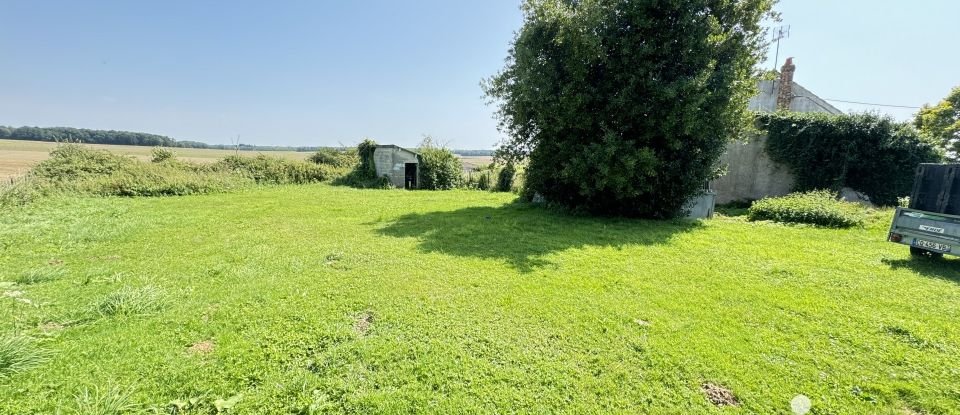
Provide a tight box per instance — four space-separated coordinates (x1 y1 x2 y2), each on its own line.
373 145 420 189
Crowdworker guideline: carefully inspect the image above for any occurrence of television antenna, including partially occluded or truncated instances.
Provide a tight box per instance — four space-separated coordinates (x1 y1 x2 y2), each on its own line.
771 25 790 70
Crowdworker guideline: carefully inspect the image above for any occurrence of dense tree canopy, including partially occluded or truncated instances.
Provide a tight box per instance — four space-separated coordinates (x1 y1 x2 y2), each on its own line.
485 0 774 217
915 86 960 161
1 126 177 147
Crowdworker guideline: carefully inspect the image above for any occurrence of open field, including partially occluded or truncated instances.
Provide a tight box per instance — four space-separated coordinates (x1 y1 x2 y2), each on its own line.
458 155 495 171
0 139 312 181
2 185 959 413
0 139 495 181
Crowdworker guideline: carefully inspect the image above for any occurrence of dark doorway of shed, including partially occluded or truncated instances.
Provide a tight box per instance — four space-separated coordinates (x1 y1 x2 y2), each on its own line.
405 163 418 189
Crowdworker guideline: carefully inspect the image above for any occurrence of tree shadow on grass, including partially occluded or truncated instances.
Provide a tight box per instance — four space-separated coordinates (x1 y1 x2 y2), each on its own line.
883 257 960 284
376 202 704 272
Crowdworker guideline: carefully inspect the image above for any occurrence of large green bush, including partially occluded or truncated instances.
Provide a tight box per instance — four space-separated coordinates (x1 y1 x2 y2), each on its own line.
495 162 516 193
151 147 175 163
77 162 249 197
332 139 392 189
760 112 942 206
308 148 358 170
26 145 251 198
32 144 133 179
417 138 463 190
747 190 865 228
1 144 349 207
484 0 773 217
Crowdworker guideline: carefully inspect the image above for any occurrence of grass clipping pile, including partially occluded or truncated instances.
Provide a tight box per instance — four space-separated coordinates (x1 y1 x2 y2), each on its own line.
0 144 349 207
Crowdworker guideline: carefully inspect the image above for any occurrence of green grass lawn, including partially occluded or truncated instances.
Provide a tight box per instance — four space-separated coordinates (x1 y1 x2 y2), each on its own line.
1 185 959 414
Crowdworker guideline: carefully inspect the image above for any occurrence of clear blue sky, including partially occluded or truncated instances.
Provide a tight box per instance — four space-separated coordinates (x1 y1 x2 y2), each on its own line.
1 1 957 149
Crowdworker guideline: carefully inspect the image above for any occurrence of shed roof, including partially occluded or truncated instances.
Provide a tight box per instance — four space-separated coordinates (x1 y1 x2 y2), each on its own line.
375 144 420 156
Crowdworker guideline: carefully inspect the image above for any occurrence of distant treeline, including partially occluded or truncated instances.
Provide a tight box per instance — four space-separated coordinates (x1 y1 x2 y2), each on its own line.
0 126 324 152
0 125 493 155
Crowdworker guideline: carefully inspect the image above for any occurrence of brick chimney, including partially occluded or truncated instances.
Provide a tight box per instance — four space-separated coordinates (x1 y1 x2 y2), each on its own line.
776 57 796 111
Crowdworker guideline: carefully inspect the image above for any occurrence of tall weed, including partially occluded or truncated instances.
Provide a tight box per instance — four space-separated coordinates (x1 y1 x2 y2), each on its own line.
0 336 49 378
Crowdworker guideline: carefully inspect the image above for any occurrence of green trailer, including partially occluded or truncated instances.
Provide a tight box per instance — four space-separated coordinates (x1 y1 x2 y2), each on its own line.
888 163 960 257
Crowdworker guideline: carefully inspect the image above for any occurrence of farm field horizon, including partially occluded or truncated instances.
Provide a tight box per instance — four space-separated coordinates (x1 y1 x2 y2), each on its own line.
0 139 494 182
0 139 308 182
2 185 959 414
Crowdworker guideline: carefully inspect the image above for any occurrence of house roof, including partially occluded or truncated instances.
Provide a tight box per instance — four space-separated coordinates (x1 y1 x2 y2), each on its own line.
749 80 843 115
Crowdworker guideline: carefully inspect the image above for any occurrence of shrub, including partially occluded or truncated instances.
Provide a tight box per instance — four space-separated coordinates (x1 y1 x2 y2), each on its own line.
10 145 248 199
213 155 335 185
76 162 249 197
0 176 52 208
5 144 354 207
495 162 516 192
464 164 495 190
32 144 133 179
760 112 942 206
150 147 175 163
747 190 865 228
356 139 378 179
333 139 391 188
417 137 463 190
308 148 358 170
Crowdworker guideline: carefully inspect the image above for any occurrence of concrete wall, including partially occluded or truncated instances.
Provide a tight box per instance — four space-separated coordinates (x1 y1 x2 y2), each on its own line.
711 134 795 204
373 146 419 188
719 76 838 204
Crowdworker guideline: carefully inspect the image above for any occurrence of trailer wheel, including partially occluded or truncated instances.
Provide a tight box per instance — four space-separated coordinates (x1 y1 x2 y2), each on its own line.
910 247 944 259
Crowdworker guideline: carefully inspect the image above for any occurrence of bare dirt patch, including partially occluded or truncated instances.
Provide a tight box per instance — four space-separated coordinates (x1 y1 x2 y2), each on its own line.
354 312 374 336
702 382 739 407
0 149 47 180
458 156 495 172
38 322 65 333
187 340 215 355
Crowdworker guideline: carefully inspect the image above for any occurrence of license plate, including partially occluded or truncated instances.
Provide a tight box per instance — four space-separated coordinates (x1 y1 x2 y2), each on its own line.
913 239 952 252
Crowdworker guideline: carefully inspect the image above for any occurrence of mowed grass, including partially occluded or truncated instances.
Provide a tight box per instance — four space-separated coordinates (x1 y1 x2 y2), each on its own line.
1 185 959 413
